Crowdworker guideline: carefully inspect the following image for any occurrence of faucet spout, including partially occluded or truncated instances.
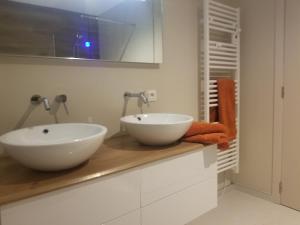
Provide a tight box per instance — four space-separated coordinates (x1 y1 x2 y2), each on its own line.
124 91 149 104
41 97 51 111
31 95 51 111
139 92 149 104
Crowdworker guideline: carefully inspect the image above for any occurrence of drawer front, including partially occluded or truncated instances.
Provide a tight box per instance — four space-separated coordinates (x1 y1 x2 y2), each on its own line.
141 145 217 206
102 210 140 225
141 177 217 225
1 170 140 225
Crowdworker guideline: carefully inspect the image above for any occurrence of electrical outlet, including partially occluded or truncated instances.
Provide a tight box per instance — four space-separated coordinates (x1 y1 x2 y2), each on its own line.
146 90 157 102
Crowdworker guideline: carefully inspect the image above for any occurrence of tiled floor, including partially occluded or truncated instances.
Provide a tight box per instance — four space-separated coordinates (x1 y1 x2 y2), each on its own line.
188 188 300 225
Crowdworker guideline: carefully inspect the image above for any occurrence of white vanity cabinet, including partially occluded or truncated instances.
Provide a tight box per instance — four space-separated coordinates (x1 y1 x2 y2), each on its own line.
140 145 217 225
103 210 141 225
0 171 141 225
0 145 217 225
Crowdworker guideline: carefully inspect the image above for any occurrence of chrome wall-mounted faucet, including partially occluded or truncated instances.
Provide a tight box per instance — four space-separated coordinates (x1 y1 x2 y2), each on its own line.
122 91 150 119
124 91 149 105
31 95 51 111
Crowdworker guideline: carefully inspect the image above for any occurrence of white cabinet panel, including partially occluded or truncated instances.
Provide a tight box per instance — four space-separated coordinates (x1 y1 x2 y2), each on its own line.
141 178 217 225
1 170 140 225
103 210 140 225
141 146 217 206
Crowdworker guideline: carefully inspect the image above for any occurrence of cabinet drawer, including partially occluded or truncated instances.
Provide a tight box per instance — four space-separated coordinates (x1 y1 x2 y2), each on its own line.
141 177 217 225
1 170 140 225
102 210 140 225
141 145 217 206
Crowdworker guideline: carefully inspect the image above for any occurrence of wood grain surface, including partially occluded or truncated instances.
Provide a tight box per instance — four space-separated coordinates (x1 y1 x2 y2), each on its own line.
0 135 204 206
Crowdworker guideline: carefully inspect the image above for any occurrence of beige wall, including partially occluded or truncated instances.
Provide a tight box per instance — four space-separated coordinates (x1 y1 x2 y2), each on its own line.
0 0 199 154
232 0 275 195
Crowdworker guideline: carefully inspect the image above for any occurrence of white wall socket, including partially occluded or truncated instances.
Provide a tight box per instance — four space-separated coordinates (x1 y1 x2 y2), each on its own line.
146 90 157 102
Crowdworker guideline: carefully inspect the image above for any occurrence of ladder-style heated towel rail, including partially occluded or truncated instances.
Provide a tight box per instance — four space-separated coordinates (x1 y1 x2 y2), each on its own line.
201 0 241 174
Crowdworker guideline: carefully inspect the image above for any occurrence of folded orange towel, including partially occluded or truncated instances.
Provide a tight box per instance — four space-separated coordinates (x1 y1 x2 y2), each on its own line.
183 133 229 150
183 122 229 150
217 79 237 141
184 122 228 137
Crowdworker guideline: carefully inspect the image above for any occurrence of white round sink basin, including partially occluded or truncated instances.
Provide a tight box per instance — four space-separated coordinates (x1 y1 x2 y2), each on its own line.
121 113 193 146
0 123 107 171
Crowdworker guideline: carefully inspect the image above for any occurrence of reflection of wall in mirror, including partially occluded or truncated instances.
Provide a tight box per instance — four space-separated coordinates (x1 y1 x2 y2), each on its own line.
97 21 135 61
98 0 154 63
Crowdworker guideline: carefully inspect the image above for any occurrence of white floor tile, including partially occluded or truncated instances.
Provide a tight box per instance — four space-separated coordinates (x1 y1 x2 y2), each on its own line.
188 188 300 225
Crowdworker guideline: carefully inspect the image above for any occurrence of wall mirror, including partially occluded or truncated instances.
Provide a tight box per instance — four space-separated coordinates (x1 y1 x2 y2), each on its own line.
0 0 163 63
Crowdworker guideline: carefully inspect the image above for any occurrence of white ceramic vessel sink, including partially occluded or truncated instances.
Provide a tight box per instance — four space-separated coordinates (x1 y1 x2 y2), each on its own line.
0 123 107 171
121 113 193 146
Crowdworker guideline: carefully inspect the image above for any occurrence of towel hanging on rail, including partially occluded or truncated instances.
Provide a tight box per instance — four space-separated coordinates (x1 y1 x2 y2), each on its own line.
218 79 236 141
210 79 237 141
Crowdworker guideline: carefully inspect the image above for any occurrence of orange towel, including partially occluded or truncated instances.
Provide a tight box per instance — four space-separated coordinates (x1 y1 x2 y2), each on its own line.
183 122 229 150
209 106 218 123
184 122 228 137
183 133 229 151
217 79 237 141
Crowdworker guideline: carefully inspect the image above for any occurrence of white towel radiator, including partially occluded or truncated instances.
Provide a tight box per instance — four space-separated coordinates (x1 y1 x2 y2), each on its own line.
200 0 241 174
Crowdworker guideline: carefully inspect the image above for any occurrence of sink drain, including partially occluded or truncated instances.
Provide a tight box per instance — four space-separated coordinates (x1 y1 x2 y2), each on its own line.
43 129 49 134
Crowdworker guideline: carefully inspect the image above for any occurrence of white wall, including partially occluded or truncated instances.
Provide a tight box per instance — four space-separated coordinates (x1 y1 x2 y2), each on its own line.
0 0 199 155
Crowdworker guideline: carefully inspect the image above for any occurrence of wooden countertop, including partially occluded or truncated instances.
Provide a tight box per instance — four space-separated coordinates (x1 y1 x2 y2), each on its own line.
0 135 204 206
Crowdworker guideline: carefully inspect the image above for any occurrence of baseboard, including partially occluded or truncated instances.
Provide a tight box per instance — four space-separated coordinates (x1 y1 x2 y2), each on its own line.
232 184 273 202
218 184 235 199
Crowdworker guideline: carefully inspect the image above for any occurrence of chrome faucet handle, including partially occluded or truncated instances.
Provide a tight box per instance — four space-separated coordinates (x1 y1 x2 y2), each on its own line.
30 95 42 105
55 94 69 115
55 94 67 103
